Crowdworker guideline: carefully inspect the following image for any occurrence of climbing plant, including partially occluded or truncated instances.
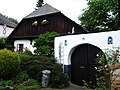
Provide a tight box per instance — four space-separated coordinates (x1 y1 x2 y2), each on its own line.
95 49 120 89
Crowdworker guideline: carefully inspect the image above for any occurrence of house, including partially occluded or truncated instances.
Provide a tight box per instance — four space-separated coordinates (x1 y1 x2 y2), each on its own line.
8 4 86 53
0 13 17 38
54 30 120 86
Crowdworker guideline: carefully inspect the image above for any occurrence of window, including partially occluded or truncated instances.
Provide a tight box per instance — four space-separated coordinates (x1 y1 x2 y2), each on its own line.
17 44 24 52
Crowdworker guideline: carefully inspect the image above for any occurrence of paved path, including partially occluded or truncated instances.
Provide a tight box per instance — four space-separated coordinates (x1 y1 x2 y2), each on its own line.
39 82 93 90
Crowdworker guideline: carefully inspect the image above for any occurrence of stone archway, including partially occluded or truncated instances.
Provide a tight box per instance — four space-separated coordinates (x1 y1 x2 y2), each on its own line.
71 44 102 87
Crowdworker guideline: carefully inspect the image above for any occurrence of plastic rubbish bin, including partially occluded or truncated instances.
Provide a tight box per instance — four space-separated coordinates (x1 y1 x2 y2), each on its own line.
42 70 51 87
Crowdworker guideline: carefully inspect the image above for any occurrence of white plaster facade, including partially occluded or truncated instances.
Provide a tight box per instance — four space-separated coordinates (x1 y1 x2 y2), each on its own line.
54 30 120 66
14 40 36 53
0 25 14 38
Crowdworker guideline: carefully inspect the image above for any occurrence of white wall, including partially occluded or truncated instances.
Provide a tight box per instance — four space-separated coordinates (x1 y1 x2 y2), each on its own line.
0 25 14 38
54 30 120 65
14 40 36 53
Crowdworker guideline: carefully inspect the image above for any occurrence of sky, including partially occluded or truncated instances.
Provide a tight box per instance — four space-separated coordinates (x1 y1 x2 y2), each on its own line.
0 0 87 24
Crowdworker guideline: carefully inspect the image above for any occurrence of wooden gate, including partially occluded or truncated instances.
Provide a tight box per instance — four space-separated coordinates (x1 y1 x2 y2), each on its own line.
71 44 101 87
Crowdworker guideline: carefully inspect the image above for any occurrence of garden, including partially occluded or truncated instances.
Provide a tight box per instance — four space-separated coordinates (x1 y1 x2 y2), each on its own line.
0 32 69 90
0 32 120 90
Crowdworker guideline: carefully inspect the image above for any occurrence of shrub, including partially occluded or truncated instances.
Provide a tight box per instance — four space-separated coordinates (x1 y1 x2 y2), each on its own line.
24 48 33 55
95 49 119 89
18 52 31 61
18 85 27 90
20 55 56 80
0 49 20 79
5 80 14 86
24 79 40 86
33 32 60 57
20 55 69 88
17 79 40 90
16 71 30 81
18 48 32 61
0 38 6 49
0 79 14 89
50 64 69 88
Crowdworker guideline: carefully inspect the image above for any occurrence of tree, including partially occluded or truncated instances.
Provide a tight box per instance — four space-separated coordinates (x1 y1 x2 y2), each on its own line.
8 17 18 25
36 0 44 9
33 32 60 57
79 0 118 33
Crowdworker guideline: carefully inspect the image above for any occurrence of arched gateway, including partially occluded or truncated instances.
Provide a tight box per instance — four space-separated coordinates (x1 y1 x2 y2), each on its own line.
71 44 102 87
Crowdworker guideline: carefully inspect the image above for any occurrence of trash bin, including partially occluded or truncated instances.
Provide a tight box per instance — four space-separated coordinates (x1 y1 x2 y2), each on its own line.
42 70 51 87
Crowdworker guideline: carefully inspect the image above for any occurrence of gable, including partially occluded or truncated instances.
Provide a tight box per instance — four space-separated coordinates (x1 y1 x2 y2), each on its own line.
8 13 86 40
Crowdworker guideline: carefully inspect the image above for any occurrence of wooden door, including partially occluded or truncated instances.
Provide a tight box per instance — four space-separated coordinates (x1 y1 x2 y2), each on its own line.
71 44 101 87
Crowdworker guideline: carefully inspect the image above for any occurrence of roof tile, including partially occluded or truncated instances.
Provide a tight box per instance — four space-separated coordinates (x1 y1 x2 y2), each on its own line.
24 3 60 19
0 13 17 28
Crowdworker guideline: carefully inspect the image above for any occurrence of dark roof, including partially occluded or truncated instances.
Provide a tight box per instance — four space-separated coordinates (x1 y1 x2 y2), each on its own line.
0 13 17 28
24 3 60 19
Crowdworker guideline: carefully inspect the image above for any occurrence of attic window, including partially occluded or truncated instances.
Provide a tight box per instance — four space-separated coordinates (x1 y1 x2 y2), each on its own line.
41 19 49 25
32 21 38 27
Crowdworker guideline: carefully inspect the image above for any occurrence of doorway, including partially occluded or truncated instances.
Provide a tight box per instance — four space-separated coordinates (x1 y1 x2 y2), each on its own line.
71 44 102 87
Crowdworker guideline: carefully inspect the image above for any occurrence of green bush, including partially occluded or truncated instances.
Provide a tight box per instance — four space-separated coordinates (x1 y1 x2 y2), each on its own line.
5 80 14 86
18 52 31 61
18 84 27 90
20 55 69 88
17 79 40 90
0 79 14 89
24 48 33 55
16 71 31 81
20 55 56 80
18 49 32 61
24 79 40 86
33 32 60 57
0 49 20 79
50 64 69 88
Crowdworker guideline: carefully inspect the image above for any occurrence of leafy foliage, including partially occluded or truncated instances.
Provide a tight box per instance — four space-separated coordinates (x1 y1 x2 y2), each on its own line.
20 55 56 80
18 52 31 62
20 55 69 88
36 0 44 9
24 48 33 55
5 80 14 86
0 49 20 79
95 49 119 89
50 64 69 88
33 32 60 57
16 79 40 90
79 0 118 32
0 78 40 90
16 71 31 81
18 48 32 62
0 38 6 49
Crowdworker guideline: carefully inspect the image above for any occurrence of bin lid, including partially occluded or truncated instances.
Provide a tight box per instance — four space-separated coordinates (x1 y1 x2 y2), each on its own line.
42 70 51 74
